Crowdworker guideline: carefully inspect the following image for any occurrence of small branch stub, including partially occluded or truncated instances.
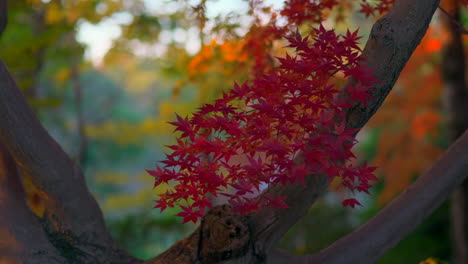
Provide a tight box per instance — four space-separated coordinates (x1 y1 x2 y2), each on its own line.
199 205 250 263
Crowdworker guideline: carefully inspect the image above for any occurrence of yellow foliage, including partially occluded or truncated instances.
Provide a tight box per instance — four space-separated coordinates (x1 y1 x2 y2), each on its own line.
419 257 443 264
95 171 129 185
103 181 171 212
126 70 158 94
45 3 63 24
86 121 140 145
104 190 152 212
55 68 71 83
159 102 175 121
86 114 199 145
66 8 81 24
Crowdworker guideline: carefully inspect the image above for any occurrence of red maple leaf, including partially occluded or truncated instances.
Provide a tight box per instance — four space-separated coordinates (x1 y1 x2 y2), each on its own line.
176 206 204 224
342 198 362 208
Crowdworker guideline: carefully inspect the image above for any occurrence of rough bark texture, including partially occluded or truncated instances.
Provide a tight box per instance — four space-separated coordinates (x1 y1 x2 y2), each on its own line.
146 205 252 264
0 143 67 264
1 0 467 263
440 2 468 263
0 60 139 263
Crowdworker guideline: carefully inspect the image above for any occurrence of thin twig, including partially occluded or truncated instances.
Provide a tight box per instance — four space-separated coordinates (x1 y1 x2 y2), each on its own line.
438 5 468 34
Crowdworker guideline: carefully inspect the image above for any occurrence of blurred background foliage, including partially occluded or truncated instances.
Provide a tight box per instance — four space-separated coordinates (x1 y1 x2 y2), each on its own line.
1 0 466 262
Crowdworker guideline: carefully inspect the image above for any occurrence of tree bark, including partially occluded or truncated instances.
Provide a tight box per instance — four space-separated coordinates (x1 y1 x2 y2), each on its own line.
0 59 139 263
310 129 468 264
0 143 67 264
440 1 468 263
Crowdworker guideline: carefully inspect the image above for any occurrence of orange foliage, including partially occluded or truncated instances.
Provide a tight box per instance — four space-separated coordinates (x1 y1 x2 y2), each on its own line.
184 1 462 206
411 111 442 140
188 39 249 79
220 40 248 63
369 25 447 204
188 40 216 77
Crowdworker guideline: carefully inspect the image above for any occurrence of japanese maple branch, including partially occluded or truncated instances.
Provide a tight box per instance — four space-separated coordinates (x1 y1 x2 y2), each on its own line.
249 0 441 255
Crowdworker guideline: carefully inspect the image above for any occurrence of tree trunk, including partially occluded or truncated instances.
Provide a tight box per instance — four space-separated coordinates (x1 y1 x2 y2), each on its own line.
71 51 88 167
440 1 468 263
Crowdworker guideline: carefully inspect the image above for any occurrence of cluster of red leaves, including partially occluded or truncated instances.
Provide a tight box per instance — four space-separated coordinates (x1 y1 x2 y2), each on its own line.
240 0 395 79
148 25 378 224
245 0 343 76
243 23 286 76
281 0 339 25
281 0 397 22
358 0 395 17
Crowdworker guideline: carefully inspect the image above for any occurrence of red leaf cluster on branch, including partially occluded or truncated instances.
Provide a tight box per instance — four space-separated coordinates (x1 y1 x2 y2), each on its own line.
148 24 379 224
281 0 395 24
281 0 339 25
359 0 395 17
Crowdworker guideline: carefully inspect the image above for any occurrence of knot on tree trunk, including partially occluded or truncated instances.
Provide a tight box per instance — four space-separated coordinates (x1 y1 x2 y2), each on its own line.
199 205 250 263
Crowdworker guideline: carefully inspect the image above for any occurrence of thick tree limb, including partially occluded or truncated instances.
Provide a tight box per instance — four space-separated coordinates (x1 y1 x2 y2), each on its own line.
310 129 468 264
0 144 66 263
0 60 139 263
249 172 328 254
0 2 63 263
248 0 441 257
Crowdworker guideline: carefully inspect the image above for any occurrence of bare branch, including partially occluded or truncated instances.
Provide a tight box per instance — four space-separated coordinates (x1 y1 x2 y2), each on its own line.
310 129 468 264
0 59 138 263
249 172 328 253
248 0 441 256
438 6 468 35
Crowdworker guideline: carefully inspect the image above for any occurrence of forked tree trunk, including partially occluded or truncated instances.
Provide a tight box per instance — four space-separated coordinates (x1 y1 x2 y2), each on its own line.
1 0 468 263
